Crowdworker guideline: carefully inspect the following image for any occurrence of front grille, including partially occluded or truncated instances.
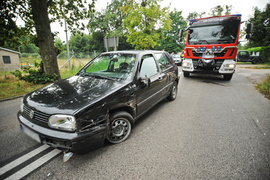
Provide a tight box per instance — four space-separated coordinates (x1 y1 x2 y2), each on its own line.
23 105 50 123
192 59 225 70
191 49 228 58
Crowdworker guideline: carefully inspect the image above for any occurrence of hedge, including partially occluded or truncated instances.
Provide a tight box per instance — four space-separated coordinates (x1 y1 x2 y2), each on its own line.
246 46 270 63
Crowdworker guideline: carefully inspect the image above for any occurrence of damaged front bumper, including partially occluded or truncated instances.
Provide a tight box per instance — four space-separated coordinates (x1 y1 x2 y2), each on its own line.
18 112 107 153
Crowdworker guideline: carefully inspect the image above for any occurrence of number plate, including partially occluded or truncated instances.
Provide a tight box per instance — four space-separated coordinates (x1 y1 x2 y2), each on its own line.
20 124 41 143
202 54 214 58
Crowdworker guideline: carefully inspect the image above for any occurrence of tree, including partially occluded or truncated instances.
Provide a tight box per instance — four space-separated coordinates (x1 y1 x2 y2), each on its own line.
186 12 206 20
1 0 96 79
88 0 133 50
156 9 187 53
122 0 172 50
247 3 270 48
209 5 232 16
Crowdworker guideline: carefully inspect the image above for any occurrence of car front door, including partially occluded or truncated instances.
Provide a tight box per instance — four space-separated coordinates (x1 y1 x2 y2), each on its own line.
237 51 249 61
136 54 165 116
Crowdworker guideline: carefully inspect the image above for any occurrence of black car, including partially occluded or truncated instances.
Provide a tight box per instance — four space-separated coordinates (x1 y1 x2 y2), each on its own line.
18 50 180 153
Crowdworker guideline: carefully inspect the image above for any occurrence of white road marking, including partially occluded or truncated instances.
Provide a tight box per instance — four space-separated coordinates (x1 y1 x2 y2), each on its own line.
0 145 48 175
0 145 61 180
5 149 61 180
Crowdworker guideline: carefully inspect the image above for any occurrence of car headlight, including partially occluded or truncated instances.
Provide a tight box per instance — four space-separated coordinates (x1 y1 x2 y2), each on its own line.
182 62 190 67
224 64 235 68
48 115 76 131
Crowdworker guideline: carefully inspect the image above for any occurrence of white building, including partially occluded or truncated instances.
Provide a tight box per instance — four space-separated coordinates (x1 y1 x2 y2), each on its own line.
0 47 21 71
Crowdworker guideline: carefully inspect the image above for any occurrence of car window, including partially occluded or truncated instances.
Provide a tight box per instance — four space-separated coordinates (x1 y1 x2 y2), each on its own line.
140 55 159 78
240 51 248 56
155 53 173 71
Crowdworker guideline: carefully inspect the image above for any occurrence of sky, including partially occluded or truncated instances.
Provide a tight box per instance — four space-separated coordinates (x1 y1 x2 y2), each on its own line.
52 0 270 41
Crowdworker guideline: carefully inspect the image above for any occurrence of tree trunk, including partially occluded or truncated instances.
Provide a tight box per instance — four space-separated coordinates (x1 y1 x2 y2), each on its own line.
30 0 61 80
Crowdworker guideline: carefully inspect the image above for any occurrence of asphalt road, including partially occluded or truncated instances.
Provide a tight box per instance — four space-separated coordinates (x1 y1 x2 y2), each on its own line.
0 66 270 179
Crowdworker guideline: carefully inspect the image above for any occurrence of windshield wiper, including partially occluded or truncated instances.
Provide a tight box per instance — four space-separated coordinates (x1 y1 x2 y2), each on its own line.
198 40 210 44
90 74 115 80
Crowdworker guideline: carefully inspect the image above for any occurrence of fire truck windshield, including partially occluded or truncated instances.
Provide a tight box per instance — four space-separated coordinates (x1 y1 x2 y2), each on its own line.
188 19 240 45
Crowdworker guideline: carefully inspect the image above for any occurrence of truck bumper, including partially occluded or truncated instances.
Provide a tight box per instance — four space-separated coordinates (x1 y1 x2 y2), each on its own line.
182 59 236 75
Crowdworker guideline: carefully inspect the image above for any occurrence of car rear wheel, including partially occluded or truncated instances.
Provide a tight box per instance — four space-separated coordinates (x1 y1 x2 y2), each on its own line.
167 81 178 101
107 111 132 144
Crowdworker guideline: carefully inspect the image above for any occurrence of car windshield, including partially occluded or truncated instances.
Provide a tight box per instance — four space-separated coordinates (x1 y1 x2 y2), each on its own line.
79 53 136 80
188 19 240 45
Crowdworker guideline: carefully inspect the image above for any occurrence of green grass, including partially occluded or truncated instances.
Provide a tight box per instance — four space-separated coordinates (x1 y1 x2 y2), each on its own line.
0 72 47 99
0 57 88 99
255 74 270 100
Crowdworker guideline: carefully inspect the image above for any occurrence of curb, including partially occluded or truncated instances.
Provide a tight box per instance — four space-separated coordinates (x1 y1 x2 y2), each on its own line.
0 95 24 102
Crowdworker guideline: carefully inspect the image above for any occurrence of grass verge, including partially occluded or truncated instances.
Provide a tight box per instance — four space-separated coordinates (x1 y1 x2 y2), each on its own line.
0 67 81 100
255 74 270 100
238 62 270 69
0 72 47 99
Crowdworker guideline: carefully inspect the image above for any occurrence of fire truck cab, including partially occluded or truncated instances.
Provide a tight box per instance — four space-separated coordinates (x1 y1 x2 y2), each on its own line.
180 14 252 81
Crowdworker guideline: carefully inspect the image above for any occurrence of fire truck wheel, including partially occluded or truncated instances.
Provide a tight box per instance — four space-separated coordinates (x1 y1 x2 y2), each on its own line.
183 72 190 77
223 74 233 81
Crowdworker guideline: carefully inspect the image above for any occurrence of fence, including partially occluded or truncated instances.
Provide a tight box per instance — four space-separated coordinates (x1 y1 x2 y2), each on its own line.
20 51 103 69
21 51 102 59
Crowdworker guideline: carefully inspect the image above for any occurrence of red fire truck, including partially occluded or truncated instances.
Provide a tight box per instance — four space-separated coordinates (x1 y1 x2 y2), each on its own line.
180 14 252 80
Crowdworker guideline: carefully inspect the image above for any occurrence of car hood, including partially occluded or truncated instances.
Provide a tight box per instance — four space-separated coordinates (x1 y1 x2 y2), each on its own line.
24 75 130 114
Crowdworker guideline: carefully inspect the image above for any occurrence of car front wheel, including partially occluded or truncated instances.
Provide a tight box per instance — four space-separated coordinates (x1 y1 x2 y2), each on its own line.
107 111 132 144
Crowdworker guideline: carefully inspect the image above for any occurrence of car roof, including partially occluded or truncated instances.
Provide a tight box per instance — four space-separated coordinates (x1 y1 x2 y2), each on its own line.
101 50 167 55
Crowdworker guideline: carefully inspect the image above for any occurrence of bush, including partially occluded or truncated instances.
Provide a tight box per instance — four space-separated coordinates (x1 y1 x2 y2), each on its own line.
11 60 58 84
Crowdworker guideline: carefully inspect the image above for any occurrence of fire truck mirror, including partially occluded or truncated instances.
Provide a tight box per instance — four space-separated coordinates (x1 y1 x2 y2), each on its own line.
179 29 183 42
245 23 253 39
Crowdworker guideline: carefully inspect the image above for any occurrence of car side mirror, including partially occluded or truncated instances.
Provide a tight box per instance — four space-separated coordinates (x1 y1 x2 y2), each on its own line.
140 75 151 88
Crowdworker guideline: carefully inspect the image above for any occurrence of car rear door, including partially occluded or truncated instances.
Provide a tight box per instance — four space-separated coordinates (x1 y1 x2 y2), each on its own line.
154 52 176 97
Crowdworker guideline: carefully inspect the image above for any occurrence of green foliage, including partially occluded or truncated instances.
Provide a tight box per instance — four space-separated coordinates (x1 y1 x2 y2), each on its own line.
54 37 65 55
246 4 270 48
209 5 232 16
123 0 172 50
186 12 206 20
88 0 133 50
246 46 270 62
156 9 187 53
2 0 97 79
11 60 58 84
186 5 232 21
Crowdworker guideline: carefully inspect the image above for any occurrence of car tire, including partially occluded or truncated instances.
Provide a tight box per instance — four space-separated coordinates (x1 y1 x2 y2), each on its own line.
223 74 233 81
167 81 178 101
252 59 262 64
107 111 133 144
183 72 190 77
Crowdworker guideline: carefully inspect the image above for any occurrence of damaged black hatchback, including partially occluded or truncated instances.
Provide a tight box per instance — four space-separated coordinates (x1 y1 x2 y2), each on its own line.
18 50 179 153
